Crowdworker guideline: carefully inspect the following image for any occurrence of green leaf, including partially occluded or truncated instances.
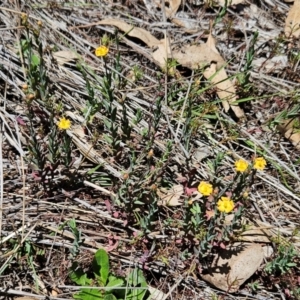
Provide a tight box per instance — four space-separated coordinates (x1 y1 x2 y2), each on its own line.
107 277 124 288
128 269 146 286
31 54 40 67
74 288 103 300
104 294 117 300
93 249 109 286
287 262 297 267
69 263 92 286
87 164 102 175
134 200 144 205
125 269 148 300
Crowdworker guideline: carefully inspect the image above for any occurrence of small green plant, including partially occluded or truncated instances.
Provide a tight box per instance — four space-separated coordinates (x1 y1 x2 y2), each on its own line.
247 280 263 293
237 31 258 92
68 219 83 259
213 0 229 25
131 65 144 82
70 249 148 300
265 243 298 275
184 156 267 257
20 15 74 191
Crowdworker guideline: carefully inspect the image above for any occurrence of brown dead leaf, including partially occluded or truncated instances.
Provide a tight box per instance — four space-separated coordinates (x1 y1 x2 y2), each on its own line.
173 33 244 118
152 38 172 69
203 63 230 112
204 34 244 117
285 0 300 38
98 19 160 47
277 118 300 149
201 243 264 292
53 50 78 65
157 184 184 206
173 44 224 69
98 19 171 69
98 19 244 117
203 63 244 117
159 0 181 17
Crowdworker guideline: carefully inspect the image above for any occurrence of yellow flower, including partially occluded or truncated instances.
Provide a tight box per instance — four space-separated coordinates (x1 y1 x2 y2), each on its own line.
217 197 235 213
235 159 249 172
253 157 267 170
57 117 71 130
95 45 109 57
198 181 213 196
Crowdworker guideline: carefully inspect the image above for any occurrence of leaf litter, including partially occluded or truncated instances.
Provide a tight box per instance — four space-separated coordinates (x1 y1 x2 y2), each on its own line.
98 18 245 118
1 0 300 299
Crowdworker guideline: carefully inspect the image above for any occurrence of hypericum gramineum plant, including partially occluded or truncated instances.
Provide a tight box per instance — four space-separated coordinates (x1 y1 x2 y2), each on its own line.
184 156 267 256
21 14 73 189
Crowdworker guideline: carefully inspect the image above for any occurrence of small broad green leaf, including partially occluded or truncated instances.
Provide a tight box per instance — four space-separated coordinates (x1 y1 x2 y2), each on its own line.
106 277 124 288
69 263 92 286
103 133 113 144
74 288 103 300
93 249 109 286
287 262 297 267
31 54 40 67
103 294 117 300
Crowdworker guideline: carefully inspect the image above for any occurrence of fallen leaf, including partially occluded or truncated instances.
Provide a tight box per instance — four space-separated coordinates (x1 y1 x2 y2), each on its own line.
152 38 172 69
285 0 300 38
98 19 171 69
97 19 244 117
98 19 160 47
201 243 264 292
173 44 224 70
53 50 78 65
173 34 244 117
157 184 184 206
277 118 300 150
203 34 244 117
203 63 230 112
155 0 181 17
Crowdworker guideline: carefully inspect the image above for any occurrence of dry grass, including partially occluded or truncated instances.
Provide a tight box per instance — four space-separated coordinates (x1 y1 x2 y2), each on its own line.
0 0 300 299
